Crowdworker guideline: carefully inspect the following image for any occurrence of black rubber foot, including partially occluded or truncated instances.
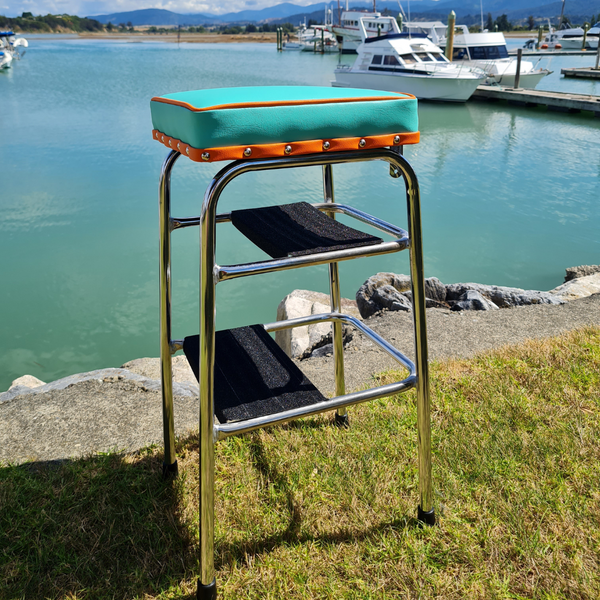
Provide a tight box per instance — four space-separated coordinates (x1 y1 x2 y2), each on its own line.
333 412 350 428
197 578 217 600
417 506 436 526
162 460 178 479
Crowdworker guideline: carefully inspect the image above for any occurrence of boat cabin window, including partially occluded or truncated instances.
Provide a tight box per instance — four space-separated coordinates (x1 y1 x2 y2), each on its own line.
469 45 509 59
415 52 434 62
430 51 447 62
452 48 469 60
371 55 383 64
383 55 400 65
399 53 417 64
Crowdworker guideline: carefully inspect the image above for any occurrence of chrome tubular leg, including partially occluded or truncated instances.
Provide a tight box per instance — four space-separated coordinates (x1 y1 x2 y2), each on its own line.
402 160 435 526
322 165 348 426
159 150 180 477
198 182 217 596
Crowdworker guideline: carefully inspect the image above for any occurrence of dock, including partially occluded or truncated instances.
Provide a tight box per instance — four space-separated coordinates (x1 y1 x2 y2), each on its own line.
561 67 600 79
508 49 592 56
470 86 600 117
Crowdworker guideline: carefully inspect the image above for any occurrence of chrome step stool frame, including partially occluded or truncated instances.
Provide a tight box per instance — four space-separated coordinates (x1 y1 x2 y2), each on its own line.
158 146 434 598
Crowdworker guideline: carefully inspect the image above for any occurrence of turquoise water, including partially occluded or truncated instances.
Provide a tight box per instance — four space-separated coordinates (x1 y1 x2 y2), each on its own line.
1 37 599 390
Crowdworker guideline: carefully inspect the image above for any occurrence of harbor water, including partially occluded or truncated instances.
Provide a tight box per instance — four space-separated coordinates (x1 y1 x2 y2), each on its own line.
1 36 599 390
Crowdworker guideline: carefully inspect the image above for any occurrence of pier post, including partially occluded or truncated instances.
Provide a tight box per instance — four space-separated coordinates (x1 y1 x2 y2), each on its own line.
537 26 543 49
514 48 522 89
445 11 455 61
596 39 600 69
582 23 589 50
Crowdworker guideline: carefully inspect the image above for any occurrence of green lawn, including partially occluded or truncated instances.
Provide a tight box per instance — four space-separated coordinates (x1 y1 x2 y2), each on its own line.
2 327 599 599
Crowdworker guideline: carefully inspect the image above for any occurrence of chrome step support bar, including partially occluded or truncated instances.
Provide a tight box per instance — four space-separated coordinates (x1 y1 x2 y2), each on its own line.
401 153 435 523
322 164 347 423
159 149 180 477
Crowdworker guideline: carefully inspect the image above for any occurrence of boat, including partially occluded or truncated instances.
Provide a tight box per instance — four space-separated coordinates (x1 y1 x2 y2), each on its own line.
283 9 339 53
299 26 339 53
0 31 28 69
542 25 589 49
332 16 486 102
409 22 551 89
330 6 398 53
588 22 600 49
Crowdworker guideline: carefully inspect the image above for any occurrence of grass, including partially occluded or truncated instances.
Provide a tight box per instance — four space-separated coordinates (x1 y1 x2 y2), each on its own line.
1 326 599 599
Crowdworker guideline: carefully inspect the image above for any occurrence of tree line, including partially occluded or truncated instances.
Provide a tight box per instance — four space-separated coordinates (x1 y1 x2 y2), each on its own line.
0 12 298 34
0 12 104 32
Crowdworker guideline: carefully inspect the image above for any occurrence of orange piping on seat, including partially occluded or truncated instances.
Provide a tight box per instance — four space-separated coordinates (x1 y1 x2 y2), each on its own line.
152 130 420 162
151 93 417 113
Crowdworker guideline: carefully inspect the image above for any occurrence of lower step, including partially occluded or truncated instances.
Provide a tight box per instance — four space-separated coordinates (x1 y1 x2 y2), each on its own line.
183 325 326 424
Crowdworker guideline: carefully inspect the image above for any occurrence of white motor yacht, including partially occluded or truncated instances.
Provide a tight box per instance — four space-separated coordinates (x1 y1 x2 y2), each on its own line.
0 31 28 69
333 17 486 102
411 22 551 88
331 8 397 53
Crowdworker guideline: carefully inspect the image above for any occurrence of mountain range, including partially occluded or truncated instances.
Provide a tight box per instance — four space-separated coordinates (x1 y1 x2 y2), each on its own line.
88 0 600 26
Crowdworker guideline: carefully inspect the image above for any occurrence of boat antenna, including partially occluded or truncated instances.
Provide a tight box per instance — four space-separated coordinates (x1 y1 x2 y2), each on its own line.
558 0 566 29
397 0 407 21
480 0 484 31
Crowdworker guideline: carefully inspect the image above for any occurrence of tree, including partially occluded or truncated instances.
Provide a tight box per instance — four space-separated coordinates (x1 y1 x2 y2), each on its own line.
21 11 34 18
495 14 511 32
485 13 493 31
245 23 257 33
527 15 535 30
106 21 114 31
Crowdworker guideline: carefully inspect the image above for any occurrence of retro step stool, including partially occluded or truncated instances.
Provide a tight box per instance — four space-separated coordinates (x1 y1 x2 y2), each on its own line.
151 86 435 599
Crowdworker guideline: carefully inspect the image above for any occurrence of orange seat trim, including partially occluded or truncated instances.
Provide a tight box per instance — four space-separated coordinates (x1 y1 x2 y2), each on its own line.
152 130 420 163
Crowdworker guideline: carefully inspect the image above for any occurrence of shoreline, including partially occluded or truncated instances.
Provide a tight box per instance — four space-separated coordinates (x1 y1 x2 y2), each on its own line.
19 31 535 44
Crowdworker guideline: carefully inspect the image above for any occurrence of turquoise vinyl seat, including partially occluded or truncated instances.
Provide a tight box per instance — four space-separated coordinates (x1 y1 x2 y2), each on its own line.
151 86 419 162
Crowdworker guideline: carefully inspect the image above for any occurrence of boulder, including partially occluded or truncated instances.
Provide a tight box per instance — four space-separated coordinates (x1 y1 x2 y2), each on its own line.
550 273 600 302
9 374 46 390
450 290 498 312
357 273 566 317
446 283 563 309
275 290 360 359
565 265 600 282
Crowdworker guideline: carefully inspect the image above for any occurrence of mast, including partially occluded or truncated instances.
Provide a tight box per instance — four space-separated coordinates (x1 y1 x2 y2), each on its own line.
558 0 566 29
480 0 484 31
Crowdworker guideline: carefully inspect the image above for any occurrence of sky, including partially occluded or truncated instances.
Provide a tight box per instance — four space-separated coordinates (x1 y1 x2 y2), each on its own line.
3 0 323 18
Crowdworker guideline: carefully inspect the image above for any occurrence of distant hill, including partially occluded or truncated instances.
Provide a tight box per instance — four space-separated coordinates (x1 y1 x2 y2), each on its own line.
88 0 600 27
87 8 222 26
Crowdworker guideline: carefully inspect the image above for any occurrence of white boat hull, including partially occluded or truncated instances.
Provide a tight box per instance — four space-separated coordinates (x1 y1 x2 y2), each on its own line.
332 69 482 102
486 70 549 89
0 51 13 69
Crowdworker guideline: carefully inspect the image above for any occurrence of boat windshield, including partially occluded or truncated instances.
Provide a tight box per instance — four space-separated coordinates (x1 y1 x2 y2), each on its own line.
415 52 434 62
398 53 417 64
468 45 509 59
430 51 448 62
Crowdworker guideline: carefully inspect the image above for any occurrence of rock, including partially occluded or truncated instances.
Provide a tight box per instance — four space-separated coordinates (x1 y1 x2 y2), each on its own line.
0 368 198 404
446 283 563 309
275 290 360 359
122 355 197 385
356 272 412 318
565 265 600 282
450 290 499 312
357 273 566 317
9 374 46 390
425 277 447 303
550 273 600 302
371 284 412 313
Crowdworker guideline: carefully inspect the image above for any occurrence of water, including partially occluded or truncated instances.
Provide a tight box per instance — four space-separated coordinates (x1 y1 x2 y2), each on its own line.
1 37 599 390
